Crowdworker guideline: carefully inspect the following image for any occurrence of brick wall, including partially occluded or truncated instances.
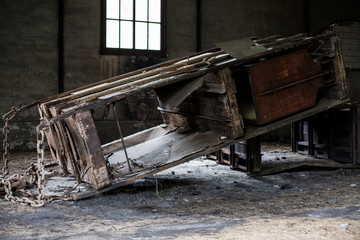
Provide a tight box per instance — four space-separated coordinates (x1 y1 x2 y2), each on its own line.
333 22 360 70
331 22 360 103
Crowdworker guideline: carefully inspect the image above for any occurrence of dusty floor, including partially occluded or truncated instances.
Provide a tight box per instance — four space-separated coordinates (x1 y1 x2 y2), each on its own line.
1 143 360 240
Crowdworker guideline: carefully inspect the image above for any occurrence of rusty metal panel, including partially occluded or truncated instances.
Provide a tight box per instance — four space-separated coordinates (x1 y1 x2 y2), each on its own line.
216 38 267 60
243 50 324 125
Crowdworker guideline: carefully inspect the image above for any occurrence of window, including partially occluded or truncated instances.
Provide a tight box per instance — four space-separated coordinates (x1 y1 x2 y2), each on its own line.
101 0 166 56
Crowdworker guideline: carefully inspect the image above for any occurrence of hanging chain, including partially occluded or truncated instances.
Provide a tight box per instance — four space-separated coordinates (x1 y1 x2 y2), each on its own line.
2 115 11 176
0 108 48 207
2 106 20 177
1 107 78 207
0 125 47 207
34 124 46 206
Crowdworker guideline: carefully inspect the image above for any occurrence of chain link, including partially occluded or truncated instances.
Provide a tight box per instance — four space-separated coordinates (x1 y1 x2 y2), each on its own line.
35 125 46 206
0 109 48 207
2 106 19 176
2 118 10 176
1 108 76 207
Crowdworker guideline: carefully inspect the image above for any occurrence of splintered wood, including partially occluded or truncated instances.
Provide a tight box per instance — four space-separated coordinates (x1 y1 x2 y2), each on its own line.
34 33 349 195
156 69 244 139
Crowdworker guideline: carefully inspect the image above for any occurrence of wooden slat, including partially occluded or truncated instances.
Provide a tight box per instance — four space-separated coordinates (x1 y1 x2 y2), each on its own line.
49 107 82 182
43 50 227 109
262 33 308 48
158 68 244 139
356 106 360 165
50 53 232 114
42 34 334 126
65 111 111 189
219 68 244 138
102 124 177 155
253 34 282 44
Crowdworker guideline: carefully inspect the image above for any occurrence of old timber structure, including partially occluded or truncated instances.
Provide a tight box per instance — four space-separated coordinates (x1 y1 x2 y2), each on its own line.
1 32 354 202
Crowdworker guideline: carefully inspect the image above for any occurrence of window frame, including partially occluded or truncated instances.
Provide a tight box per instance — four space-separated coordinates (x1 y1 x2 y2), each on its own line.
100 0 166 56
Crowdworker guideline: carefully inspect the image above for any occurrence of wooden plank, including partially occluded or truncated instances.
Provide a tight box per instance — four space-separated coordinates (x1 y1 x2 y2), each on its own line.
158 68 244 139
262 33 308 48
65 111 111 189
48 107 82 181
106 130 231 179
244 98 350 140
252 157 360 177
356 105 360 164
219 68 244 138
253 34 282 44
101 124 177 155
39 104 70 174
50 53 232 114
175 92 236 119
246 136 261 174
40 48 222 107
198 72 227 94
330 36 349 99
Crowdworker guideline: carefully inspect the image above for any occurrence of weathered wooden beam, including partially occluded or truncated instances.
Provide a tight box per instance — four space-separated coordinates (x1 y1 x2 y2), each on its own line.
51 53 232 113
65 111 111 189
43 50 227 110
246 136 262 174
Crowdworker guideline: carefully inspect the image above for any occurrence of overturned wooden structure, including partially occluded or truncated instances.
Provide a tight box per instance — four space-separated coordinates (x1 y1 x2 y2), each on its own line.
35 33 350 199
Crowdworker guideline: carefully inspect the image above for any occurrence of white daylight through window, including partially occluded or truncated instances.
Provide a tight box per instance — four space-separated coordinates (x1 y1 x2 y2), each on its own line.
105 0 162 51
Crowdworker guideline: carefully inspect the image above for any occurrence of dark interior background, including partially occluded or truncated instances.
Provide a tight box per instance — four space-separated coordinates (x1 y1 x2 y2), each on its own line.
1 0 359 150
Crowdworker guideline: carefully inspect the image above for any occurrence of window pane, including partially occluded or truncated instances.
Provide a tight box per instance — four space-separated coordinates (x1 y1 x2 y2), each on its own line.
149 0 161 22
106 20 119 48
135 0 148 21
148 23 160 50
120 21 133 49
107 0 119 19
135 22 148 49
120 0 133 20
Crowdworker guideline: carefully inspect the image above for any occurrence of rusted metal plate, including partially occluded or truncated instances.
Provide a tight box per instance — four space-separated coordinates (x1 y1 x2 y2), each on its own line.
156 77 204 109
241 50 324 125
216 38 267 60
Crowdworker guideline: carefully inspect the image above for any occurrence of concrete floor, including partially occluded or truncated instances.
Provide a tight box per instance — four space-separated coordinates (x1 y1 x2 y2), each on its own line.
1 147 360 239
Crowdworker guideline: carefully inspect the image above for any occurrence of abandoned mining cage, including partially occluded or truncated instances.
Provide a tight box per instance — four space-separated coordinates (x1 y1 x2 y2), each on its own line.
1 30 358 206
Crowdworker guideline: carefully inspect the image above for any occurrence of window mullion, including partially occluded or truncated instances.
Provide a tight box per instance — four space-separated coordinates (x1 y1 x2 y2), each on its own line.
133 0 136 49
119 0 121 48
147 0 149 50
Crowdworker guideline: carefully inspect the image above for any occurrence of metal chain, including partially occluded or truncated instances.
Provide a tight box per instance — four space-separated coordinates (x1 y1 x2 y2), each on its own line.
2 106 19 176
0 126 46 207
0 109 47 207
35 124 46 206
1 108 73 207
2 118 10 176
